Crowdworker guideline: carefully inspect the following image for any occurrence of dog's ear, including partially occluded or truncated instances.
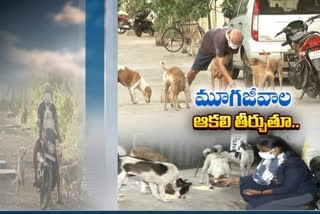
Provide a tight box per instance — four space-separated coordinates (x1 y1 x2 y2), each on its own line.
176 178 184 187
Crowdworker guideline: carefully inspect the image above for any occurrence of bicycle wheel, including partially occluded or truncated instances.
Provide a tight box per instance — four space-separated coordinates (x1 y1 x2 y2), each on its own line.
199 27 205 37
162 27 184 52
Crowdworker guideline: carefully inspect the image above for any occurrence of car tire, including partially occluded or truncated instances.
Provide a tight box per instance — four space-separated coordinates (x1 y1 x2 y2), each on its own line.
232 69 240 79
242 53 253 87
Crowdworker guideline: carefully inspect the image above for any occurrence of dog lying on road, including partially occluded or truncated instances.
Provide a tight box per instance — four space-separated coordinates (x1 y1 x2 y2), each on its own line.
160 62 191 111
12 146 26 196
118 156 192 202
118 66 152 104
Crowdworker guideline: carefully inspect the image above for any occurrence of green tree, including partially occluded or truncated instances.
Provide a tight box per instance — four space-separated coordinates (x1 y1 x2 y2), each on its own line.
220 0 238 12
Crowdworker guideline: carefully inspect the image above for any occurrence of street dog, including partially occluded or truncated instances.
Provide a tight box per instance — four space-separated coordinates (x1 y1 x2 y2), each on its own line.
209 52 233 91
160 62 191 111
129 135 169 194
221 143 254 176
202 145 223 158
118 156 192 202
12 146 26 195
60 162 82 201
249 51 283 90
130 135 168 163
118 65 152 104
200 152 230 185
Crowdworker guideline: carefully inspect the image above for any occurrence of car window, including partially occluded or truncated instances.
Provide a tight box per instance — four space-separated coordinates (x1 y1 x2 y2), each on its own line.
259 0 320 15
231 0 243 18
239 0 249 16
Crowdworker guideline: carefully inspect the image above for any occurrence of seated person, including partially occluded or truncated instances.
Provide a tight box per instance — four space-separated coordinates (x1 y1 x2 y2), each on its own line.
222 136 318 210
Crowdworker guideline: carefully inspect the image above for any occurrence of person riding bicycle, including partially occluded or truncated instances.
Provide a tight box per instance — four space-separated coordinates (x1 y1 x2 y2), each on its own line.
32 82 63 204
187 27 243 89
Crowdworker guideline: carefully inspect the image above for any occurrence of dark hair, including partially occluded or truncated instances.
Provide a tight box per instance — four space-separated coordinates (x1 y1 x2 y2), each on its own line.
256 135 298 156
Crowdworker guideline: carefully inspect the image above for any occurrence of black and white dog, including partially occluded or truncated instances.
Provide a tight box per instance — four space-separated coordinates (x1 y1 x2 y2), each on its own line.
118 156 192 202
221 143 254 176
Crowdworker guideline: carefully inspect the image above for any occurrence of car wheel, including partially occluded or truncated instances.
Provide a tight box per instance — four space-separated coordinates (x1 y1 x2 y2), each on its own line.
232 69 240 79
242 53 253 87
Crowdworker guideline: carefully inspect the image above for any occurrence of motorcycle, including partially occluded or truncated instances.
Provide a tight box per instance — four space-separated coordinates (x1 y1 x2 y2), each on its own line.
275 14 320 99
37 128 58 210
118 11 133 34
132 11 154 37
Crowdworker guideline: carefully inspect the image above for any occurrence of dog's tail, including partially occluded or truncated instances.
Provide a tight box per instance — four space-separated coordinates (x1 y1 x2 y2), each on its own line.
160 61 170 72
262 50 271 71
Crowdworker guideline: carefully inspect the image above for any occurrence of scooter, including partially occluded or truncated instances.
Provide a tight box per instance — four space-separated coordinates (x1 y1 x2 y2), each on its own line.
275 14 320 99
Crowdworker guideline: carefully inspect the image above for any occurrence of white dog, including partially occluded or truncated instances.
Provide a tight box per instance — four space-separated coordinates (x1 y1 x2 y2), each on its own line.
118 156 192 202
221 143 254 176
200 152 230 185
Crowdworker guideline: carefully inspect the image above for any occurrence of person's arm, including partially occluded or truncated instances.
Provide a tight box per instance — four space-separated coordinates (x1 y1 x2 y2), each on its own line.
272 163 304 195
213 35 236 88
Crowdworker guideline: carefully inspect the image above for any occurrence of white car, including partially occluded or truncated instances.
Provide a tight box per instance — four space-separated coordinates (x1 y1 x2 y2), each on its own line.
224 0 320 86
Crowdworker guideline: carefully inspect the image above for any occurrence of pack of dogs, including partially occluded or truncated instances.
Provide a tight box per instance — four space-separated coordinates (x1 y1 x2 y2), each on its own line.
118 52 283 110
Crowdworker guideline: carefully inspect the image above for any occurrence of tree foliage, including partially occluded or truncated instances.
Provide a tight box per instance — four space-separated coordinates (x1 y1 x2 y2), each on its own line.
220 0 238 12
119 0 212 31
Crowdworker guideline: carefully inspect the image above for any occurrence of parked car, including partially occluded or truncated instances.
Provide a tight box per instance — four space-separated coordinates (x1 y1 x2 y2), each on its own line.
224 0 320 86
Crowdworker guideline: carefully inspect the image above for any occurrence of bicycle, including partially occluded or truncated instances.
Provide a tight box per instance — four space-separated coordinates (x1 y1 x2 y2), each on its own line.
161 20 205 53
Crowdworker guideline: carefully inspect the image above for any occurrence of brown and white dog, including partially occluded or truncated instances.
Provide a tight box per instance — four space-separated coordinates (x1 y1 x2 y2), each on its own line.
118 66 152 104
249 52 283 90
160 62 191 111
12 146 26 196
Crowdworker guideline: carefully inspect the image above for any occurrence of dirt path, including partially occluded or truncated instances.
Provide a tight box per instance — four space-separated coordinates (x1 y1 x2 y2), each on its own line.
0 104 89 210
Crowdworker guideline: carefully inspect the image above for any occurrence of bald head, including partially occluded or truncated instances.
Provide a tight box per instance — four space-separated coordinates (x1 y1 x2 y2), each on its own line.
229 29 243 47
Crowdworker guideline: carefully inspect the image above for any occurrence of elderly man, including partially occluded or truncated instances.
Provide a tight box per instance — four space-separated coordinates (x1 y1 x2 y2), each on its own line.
187 27 243 89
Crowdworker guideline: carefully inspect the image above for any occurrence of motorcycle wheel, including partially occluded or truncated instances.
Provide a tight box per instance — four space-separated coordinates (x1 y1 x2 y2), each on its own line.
118 28 126 34
149 28 154 36
134 27 142 37
40 167 53 210
306 82 319 98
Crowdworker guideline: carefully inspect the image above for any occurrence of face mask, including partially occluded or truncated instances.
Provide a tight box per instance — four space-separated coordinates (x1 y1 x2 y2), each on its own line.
44 93 51 104
259 149 276 160
226 31 240 50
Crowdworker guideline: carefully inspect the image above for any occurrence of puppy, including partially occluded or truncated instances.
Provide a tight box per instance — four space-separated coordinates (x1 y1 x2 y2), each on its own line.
118 66 152 104
60 162 82 201
221 143 254 176
160 62 191 111
249 52 283 90
12 146 26 196
118 156 192 202
200 152 230 185
210 52 233 91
